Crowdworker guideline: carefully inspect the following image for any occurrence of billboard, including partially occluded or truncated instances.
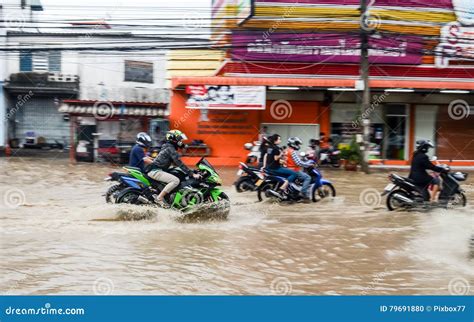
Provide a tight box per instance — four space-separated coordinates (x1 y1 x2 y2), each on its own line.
232 32 423 65
186 85 266 110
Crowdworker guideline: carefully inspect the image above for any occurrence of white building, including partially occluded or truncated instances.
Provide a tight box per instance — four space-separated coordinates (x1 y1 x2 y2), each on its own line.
1 1 169 159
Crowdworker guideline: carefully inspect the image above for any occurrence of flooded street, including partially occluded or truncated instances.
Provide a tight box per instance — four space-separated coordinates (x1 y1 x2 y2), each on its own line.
1 158 473 295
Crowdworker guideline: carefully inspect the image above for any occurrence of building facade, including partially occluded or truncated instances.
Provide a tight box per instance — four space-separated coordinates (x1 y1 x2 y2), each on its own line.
1 2 169 161
169 0 474 166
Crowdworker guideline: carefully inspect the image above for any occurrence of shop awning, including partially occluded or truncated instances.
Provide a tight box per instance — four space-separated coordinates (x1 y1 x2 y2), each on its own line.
58 100 168 117
172 76 474 91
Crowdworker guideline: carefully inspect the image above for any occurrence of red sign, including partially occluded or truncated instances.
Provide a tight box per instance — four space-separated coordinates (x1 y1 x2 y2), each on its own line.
186 85 207 96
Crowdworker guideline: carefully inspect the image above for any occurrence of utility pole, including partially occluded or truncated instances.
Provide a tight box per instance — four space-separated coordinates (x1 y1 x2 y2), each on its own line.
359 0 370 174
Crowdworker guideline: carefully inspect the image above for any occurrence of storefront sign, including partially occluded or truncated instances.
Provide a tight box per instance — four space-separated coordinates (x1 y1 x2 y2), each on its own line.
255 0 454 9
435 22 474 67
453 0 474 25
231 32 423 64
186 85 266 110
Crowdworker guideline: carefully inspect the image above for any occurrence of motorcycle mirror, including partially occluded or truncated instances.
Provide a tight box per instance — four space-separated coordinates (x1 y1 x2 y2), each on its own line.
431 155 438 161
244 143 253 150
299 151 306 157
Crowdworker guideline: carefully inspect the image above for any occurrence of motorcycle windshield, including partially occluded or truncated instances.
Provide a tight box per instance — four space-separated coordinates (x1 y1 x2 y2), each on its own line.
196 158 217 173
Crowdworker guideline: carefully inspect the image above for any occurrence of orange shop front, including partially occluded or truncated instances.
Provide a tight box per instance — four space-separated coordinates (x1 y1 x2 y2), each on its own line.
169 78 334 167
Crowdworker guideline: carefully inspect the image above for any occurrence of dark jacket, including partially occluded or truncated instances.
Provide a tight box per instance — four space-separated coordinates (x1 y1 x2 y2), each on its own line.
150 142 191 175
408 152 444 187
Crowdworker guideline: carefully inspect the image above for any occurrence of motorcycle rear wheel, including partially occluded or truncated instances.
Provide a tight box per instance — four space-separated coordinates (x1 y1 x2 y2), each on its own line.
116 190 143 205
257 182 278 202
386 189 410 211
105 184 124 203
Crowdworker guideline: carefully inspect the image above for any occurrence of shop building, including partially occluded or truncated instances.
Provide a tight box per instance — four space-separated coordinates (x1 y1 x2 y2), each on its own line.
169 0 474 166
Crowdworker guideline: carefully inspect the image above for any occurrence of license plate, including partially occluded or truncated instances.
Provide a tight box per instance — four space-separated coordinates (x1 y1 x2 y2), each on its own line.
384 183 395 191
255 179 264 187
237 169 244 176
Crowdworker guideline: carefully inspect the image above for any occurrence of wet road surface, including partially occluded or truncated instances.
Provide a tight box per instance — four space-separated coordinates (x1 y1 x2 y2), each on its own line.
0 158 473 295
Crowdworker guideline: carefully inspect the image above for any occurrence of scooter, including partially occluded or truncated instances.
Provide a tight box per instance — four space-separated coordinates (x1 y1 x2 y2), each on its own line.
243 142 261 164
234 162 264 192
257 160 336 203
382 166 468 211
318 148 341 168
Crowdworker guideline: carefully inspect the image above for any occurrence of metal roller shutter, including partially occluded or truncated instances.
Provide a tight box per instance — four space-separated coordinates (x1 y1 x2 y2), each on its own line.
14 98 70 146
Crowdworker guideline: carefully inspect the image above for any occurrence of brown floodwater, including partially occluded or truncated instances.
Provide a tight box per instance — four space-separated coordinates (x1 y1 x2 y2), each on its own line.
0 157 473 295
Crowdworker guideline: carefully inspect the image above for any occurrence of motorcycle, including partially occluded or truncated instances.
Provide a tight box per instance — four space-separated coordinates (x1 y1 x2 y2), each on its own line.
234 162 264 192
381 167 468 211
318 148 341 168
257 160 336 203
103 145 161 203
105 158 229 211
243 141 261 164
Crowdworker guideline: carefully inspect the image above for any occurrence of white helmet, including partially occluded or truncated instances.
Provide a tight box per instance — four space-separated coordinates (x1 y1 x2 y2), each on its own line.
136 132 152 148
287 137 303 150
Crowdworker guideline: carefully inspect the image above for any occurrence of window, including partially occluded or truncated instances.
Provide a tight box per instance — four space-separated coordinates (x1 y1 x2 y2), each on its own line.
124 60 153 83
19 50 61 72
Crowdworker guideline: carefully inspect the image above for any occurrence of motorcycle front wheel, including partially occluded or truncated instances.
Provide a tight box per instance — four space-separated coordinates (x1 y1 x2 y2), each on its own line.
234 176 255 193
447 192 467 209
312 182 336 202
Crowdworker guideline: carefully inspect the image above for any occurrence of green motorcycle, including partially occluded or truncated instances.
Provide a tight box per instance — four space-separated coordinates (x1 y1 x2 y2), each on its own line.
112 158 229 211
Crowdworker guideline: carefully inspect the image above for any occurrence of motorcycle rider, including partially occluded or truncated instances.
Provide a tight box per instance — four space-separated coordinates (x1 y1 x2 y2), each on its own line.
262 134 299 198
148 129 200 208
129 132 154 172
408 139 446 201
285 137 313 203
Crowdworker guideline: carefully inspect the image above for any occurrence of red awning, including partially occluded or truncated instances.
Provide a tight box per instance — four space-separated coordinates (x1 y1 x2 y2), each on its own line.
172 76 474 90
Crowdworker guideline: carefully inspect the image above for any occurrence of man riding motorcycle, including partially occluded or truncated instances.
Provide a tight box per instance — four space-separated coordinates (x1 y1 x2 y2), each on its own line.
408 139 446 201
262 134 299 198
129 132 153 172
147 130 200 208
285 137 313 203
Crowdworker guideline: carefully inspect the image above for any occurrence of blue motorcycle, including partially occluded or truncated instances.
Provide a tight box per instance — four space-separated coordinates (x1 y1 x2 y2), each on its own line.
257 163 336 203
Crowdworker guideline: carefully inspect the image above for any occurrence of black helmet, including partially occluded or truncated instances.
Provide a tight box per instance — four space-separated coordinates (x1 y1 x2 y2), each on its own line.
166 129 188 148
136 132 152 148
287 137 303 150
416 139 434 153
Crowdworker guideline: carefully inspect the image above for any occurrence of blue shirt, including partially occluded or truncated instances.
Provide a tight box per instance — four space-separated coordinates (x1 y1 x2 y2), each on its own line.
129 144 146 172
